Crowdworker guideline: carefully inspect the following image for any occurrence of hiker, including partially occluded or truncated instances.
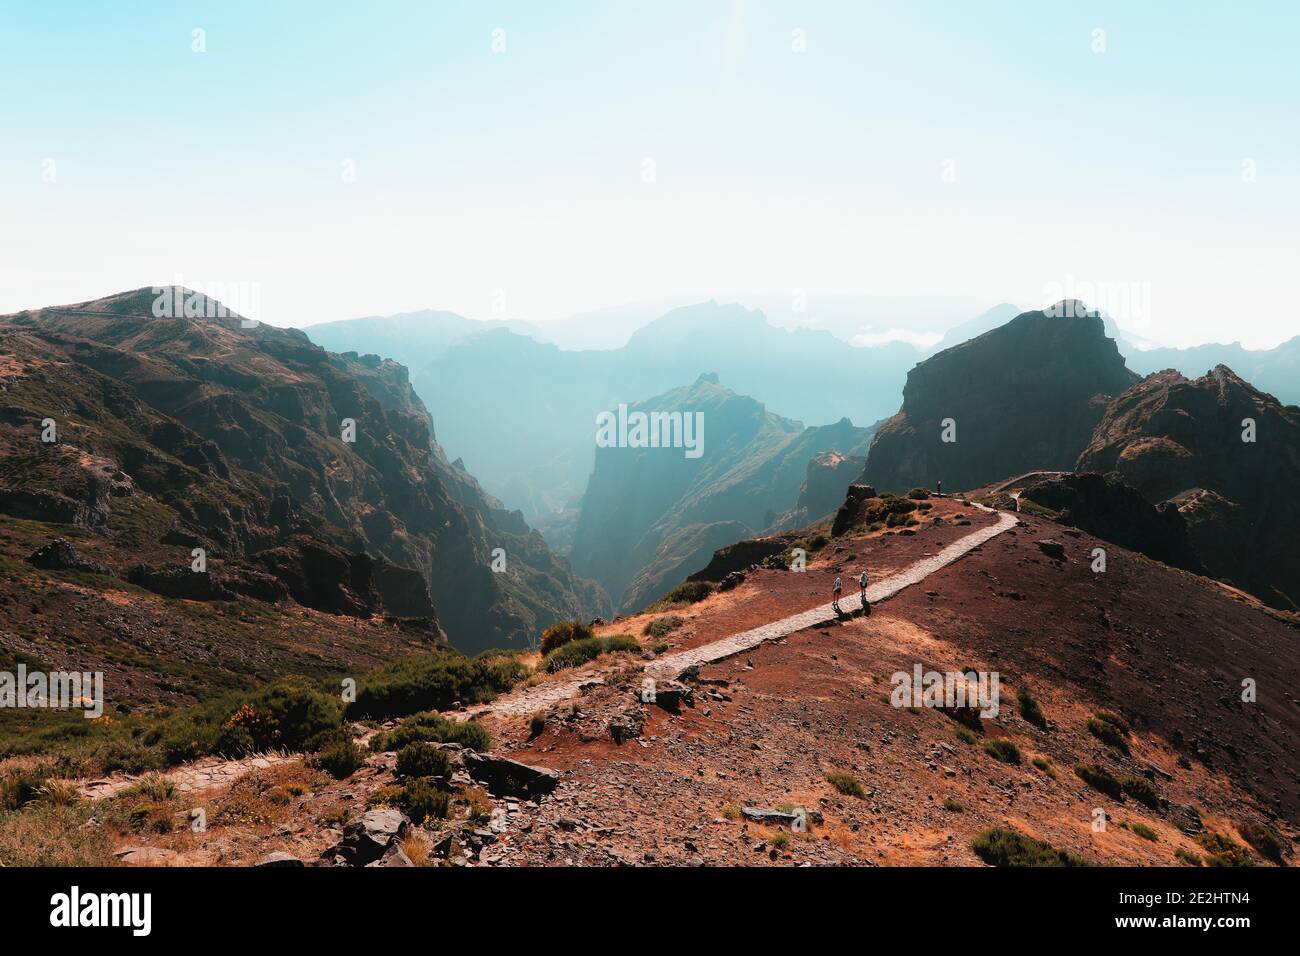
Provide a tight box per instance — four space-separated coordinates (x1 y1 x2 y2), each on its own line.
832 574 842 611
936 479 943 496
858 568 868 604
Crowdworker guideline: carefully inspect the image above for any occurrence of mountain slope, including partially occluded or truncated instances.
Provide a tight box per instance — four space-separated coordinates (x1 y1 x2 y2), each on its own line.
863 302 1139 493
0 289 607 652
1077 365 1300 611
568 375 873 611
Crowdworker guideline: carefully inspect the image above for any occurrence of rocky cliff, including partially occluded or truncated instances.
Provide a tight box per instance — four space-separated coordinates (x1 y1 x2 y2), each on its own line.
1077 365 1300 610
862 303 1138 493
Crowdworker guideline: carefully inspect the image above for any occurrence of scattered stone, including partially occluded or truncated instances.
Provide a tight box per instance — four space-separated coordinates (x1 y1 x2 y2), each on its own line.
254 851 304 867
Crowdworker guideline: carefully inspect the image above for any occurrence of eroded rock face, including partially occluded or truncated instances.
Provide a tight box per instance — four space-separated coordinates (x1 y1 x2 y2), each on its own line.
1017 472 1203 573
1077 365 1300 610
862 305 1138 494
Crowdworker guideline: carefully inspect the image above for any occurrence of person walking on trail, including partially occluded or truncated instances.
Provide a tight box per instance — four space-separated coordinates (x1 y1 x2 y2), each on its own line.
858 569 869 604
832 574 842 611
936 479 943 496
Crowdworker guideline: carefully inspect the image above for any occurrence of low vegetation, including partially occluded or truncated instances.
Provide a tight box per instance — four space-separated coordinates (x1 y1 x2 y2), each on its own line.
972 827 1087 867
1074 763 1123 801
1197 831 1256 867
642 615 685 638
1120 820 1158 842
368 710 492 753
348 650 526 720
1119 775 1160 809
539 619 594 655
825 772 866 798
1087 711 1131 754
395 741 452 780
1237 821 1284 864
541 634 640 673
982 739 1021 764
1017 687 1048 730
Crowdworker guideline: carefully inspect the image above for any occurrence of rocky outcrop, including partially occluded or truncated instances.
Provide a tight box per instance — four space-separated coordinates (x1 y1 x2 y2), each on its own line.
767 449 868 532
687 536 792 584
1077 365 1300 609
1016 472 1202 573
26 538 110 575
862 303 1138 493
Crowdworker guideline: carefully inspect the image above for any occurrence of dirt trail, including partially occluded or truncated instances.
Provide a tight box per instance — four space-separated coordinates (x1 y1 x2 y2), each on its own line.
470 507 1018 719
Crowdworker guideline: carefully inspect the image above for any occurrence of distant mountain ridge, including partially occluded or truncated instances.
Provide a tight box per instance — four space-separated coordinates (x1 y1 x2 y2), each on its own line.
308 301 917 524
569 374 874 611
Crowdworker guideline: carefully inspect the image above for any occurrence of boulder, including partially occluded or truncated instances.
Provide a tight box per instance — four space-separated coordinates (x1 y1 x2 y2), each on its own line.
1035 539 1066 561
462 752 559 798
26 538 110 575
254 851 305 867
332 808 410 866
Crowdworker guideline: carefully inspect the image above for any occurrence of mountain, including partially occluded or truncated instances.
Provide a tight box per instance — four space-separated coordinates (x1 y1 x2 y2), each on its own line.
1122 337 1300 407
303 310 542 370
568 375 874 611
862 302 1139 493
0 289 607 654
320 301 917 525
1077 365 1300 611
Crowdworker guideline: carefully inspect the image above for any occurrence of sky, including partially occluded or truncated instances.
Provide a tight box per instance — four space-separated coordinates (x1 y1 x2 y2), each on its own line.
2 1 1297 348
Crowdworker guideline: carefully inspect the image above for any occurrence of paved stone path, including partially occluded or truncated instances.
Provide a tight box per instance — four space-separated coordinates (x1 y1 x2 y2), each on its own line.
75 752 296 801
467 507 1018 719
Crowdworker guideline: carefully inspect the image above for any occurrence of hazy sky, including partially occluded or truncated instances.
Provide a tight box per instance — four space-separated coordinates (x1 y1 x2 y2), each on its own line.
2 1 1297 348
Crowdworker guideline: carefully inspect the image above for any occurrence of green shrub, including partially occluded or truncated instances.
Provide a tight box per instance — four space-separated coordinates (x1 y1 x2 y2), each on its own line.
348 650 525 720
1087 714 1130 754
660 581 714 606
118 774 176 802
954 727 978 745
395 741 452 780
1124 821 1158 842
313 738 366 779
1175 848 1203 866
1017 687 1048 730
368 711 491 753
643 616 684 638
0 769 51 811
1120 775 1160 809
541 634 640 673
972 828 1087 867
982 739 1021 764
942 798 962 812
1094 709 1130 734
907 487 930 500
397 778 450 825
1238 821 1284 864
1198 831 1256 867
825 772 866 798
540 619 594 655
1074 763 1123 800
1032 756 1056 778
